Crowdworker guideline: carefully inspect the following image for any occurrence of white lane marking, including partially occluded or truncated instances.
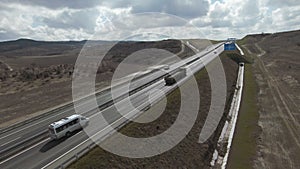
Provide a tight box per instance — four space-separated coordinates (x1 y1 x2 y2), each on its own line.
0 130 84 166
0 109 70 140
0 92 106 140
0 137 20 147
0 72 155 140
1 43 225 168
0 73 158 140
0 42 223 141
42 79 171 169
0 138 49 165
73 131 83 137
0 81 159 167
90 81 165 120
41 46 225 169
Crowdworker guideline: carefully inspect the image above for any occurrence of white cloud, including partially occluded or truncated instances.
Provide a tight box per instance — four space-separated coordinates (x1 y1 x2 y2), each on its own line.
0 0 299 41
101 0 209 18
0 0 101 9
272 6 300 31
266 0 300 8
191 0 300 39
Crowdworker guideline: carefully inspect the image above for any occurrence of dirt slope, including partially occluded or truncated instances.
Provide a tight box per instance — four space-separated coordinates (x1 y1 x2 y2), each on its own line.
242 30 300 169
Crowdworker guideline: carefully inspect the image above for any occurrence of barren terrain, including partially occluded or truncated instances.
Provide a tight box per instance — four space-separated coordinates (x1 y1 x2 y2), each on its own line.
0 39 195 128
242 30 300 169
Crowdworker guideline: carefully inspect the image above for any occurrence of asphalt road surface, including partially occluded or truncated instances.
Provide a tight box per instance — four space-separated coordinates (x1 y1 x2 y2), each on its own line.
0 42 224 169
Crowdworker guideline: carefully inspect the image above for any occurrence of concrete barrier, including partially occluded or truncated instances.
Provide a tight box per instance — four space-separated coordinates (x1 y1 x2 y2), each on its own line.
210 63 244 169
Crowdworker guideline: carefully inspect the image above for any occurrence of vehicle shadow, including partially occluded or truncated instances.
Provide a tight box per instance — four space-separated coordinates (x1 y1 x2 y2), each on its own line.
39 130 81 152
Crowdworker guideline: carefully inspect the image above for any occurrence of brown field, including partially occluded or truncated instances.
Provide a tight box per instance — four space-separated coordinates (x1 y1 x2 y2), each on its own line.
0 39 195 128
241 30 300 169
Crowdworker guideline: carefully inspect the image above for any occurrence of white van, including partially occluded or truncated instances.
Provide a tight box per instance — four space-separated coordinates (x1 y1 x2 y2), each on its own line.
48 114 89 140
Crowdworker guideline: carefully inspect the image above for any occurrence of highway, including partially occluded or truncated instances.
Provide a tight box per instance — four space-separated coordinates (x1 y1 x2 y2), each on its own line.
0 42 225 169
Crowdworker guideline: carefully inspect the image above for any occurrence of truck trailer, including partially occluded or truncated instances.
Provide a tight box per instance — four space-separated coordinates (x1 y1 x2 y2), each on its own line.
164 68 186 86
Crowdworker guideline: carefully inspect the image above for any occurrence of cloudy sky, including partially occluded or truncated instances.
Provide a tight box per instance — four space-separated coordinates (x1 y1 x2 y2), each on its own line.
0 0 299 41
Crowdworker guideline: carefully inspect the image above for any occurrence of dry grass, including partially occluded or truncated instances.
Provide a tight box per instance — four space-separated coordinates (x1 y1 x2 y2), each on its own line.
227 63 260 169
67 55 239 169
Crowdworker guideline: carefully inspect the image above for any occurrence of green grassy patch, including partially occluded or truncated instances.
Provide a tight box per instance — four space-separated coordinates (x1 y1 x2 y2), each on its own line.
237 37 247 46
227 63 260 169
236 41 256 63
224 41 254 64
226 52 253 64
210 40 222 44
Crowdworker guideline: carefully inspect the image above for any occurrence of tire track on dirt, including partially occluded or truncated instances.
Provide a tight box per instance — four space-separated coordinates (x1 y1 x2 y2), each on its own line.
244 39 300 168
245 38 300 142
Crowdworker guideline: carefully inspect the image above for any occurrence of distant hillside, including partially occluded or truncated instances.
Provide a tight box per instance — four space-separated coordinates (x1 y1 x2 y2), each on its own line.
0 39 87 57
241 29 300 46
0 38 183 58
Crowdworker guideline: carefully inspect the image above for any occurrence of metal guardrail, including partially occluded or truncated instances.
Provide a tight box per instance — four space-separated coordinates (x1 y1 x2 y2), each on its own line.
42 43 225 169
0 70 168 160
0 131 48 161
0 42 224 136
0 42 225 168
0 103 73 134
0 68 161 135
42 71 181 169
